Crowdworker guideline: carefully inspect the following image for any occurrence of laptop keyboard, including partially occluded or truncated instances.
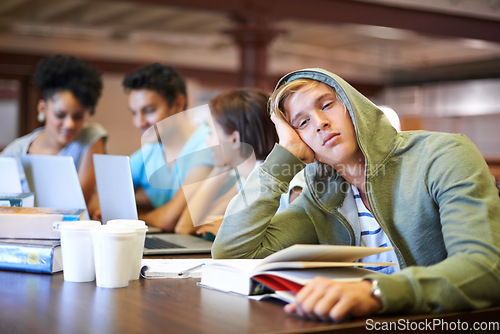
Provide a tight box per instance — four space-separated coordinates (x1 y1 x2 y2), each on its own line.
144 236 185 249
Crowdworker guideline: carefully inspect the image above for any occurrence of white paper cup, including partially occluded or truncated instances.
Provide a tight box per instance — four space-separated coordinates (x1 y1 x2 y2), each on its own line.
92 225 136 288
107 219 148 280
58 220 101 282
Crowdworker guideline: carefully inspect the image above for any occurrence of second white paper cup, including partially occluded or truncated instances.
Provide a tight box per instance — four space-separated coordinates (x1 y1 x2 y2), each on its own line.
59 220 101 282
92 225 137 288
107 219 148 280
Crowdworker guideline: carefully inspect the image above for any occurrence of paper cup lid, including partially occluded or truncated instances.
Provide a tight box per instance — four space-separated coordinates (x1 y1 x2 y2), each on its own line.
92 224 137 236
58 220 101 231
107 219 148 231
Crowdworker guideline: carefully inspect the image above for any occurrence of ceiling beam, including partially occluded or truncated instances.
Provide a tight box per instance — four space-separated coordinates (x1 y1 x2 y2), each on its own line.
0 0 30 13
107 0 500 43
34 0 86 21
0 51 383 96
270 0 500 43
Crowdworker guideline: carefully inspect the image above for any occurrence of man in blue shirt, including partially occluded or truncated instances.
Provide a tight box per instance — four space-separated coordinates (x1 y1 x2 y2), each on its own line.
123 63 213 231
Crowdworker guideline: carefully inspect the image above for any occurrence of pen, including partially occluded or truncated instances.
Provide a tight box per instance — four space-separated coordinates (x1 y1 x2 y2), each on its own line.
178 263 206 277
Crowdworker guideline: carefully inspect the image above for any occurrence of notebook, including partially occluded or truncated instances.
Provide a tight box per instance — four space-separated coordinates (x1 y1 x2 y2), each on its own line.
21 155 89 219
93 154 213 255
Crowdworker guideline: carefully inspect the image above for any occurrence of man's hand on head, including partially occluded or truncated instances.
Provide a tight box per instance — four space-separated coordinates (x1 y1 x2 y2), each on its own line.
271 113 315 163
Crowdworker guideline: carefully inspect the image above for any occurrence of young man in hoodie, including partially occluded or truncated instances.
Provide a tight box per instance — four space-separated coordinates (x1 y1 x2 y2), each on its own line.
212 68 500 322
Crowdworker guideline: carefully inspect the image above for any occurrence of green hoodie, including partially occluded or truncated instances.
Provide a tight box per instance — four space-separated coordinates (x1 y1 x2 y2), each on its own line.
212 68 500 314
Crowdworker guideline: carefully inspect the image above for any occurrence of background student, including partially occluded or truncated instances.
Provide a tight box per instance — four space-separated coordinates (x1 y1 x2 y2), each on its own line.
122 63 213 231
175 88 305 239
0 54 107 211
212 68 500 322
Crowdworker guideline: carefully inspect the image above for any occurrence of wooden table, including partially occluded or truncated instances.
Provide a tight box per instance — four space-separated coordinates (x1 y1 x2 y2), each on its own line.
0 268 498 334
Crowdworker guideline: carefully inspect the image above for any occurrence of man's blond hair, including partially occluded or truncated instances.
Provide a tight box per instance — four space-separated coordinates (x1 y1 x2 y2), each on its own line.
269 79 346 123
269 79 322 122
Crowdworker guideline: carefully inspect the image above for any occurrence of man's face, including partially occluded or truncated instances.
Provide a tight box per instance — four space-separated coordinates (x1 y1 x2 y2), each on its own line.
128 89 182 135
284 82 361 167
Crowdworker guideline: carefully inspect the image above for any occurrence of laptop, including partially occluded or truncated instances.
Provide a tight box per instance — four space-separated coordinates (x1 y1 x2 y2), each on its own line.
93 154 213 255
93 154 138 224
21 154 89 219
0 157 23 193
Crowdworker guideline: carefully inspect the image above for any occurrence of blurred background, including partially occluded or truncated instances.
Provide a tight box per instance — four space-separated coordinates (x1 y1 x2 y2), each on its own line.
0 0 499 183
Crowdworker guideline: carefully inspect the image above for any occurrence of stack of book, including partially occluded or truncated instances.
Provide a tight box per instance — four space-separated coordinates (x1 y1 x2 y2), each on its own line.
0 192 35 207
0 206 86 274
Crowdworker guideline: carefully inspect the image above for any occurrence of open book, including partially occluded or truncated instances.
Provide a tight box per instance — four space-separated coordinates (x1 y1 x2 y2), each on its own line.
199 244 395 302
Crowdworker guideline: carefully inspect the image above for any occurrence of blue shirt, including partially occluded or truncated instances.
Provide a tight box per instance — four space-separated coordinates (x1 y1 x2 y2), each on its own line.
130 125 213 208
351 185 400 274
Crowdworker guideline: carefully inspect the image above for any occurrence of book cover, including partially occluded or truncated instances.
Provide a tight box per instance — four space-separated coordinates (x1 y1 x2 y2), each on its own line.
0 207 87 239
0 193 35 207
0 238 62 274
199 244 394 300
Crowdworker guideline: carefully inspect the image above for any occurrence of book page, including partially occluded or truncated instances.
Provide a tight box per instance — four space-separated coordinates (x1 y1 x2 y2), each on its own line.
256 261 396 272
204 259 263 276
255 267 377 286
261 244 393 264
199 259 268 295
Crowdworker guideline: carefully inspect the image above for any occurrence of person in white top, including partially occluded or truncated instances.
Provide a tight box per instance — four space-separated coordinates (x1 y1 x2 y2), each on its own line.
0 55 107 212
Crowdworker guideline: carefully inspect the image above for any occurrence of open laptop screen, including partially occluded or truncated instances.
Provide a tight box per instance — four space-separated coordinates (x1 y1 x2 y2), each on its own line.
21 154 88 218
93 154 138 224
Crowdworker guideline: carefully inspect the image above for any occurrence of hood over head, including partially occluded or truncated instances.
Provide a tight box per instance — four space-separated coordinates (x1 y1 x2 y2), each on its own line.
274 68 398 174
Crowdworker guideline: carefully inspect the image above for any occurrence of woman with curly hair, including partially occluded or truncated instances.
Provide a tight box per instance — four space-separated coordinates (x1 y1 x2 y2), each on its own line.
1 54 107 206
